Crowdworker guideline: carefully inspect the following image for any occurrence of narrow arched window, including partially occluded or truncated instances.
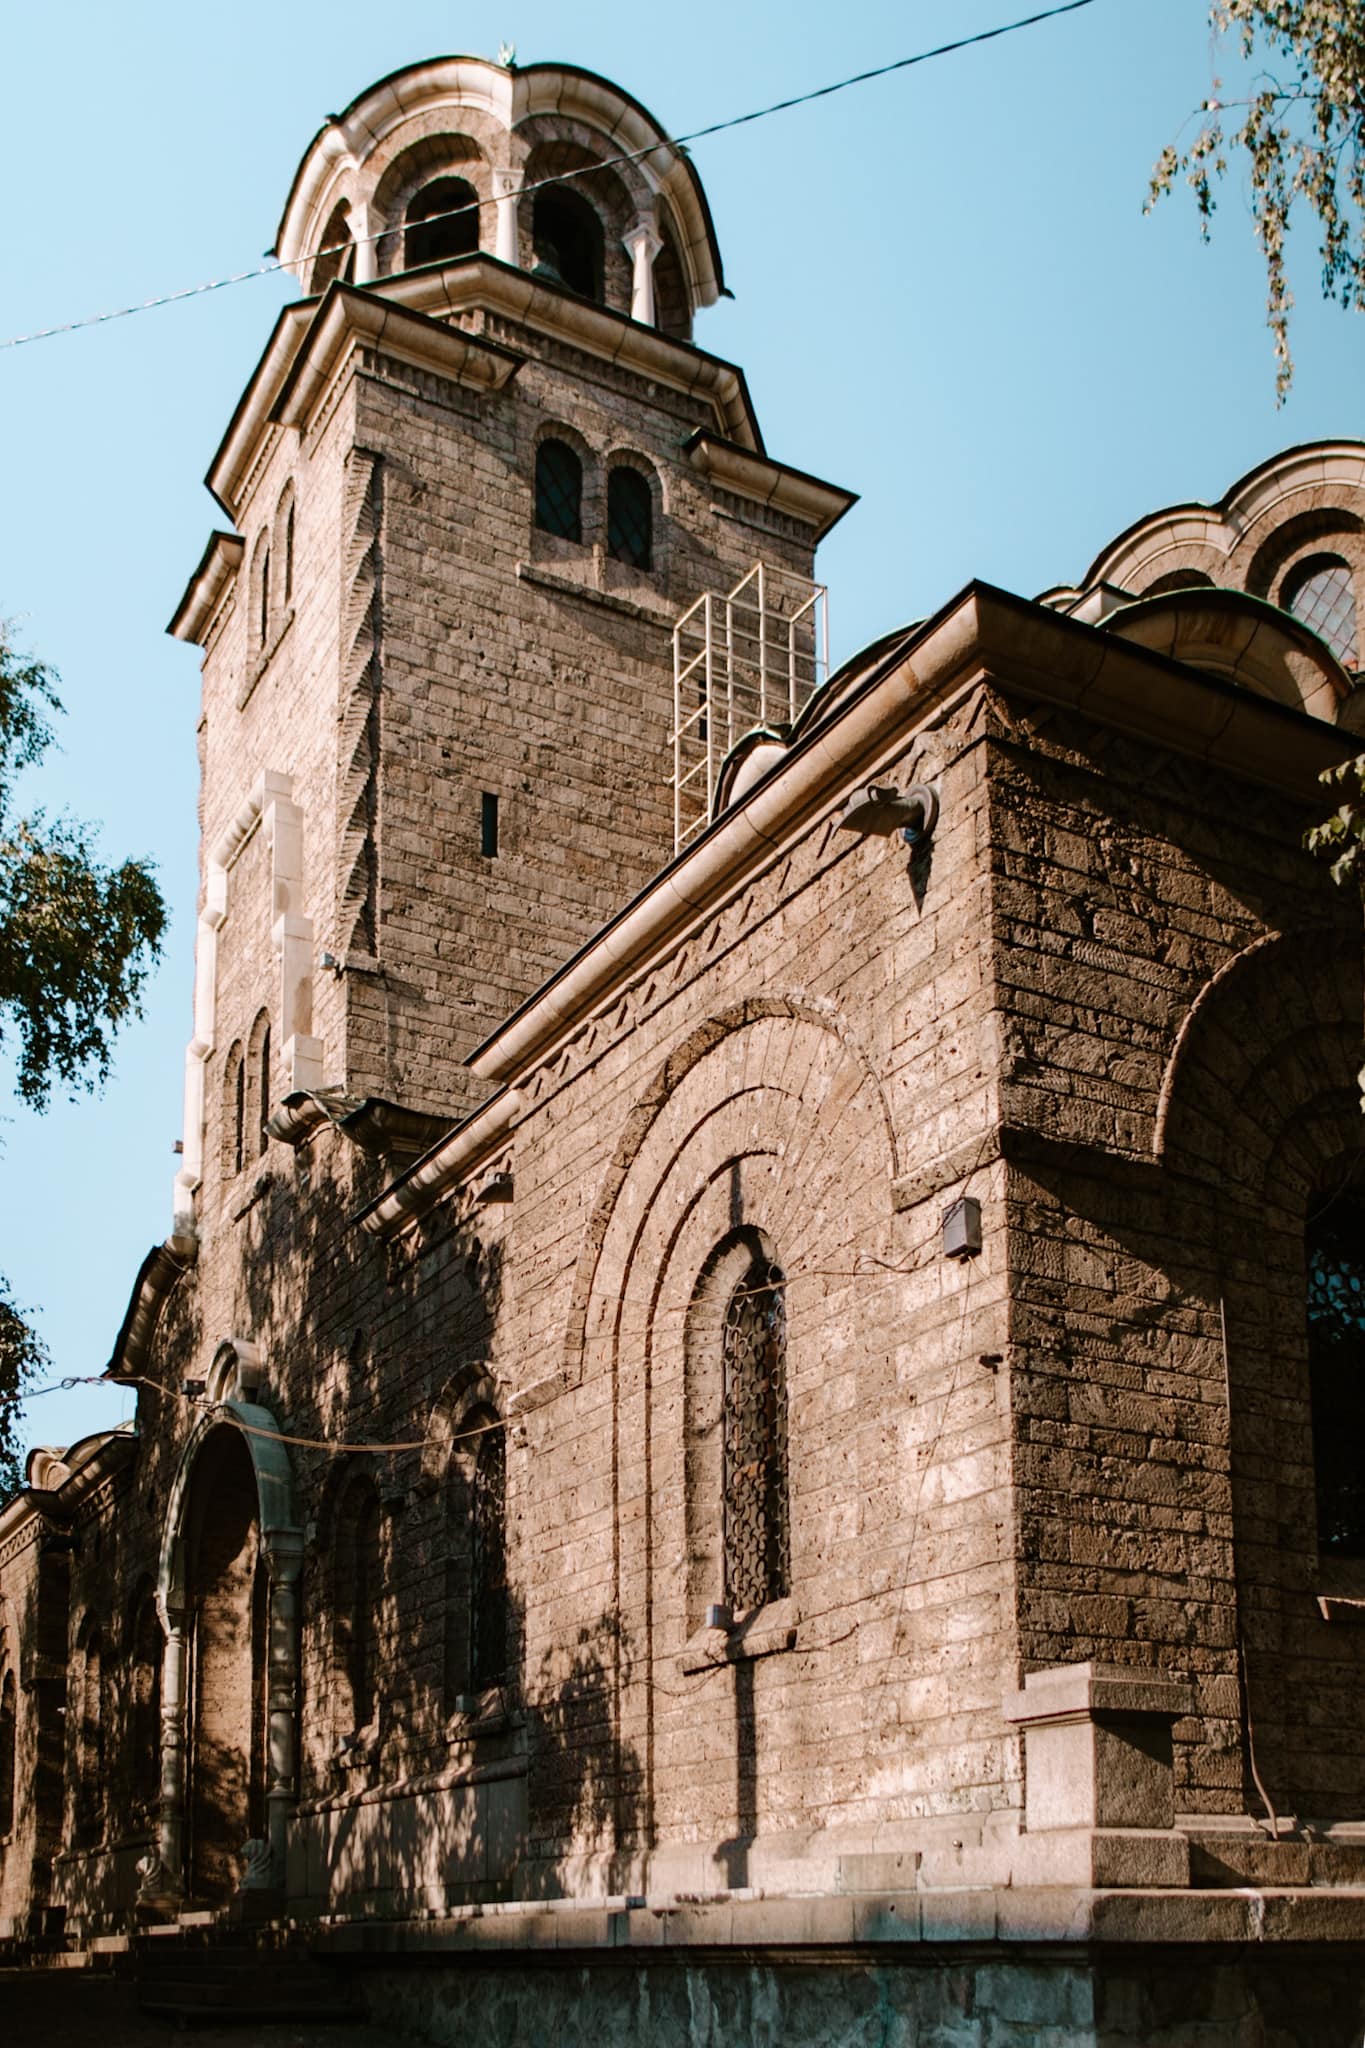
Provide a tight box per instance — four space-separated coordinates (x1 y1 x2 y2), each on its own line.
130 1593 161 1809
258 546 271 650
531 189 604 303
1307 1185 1365 1554
0 1670 15 1841
76 1628 103 1845
248 1010 271 1157
607 468 653 570
470 1421 510 1691
222 1041 245 1180
1285 554 1358 669
535 439 583 542
281 504 295 605
722 1255 790 1610
405 177 479 269
336 1481 383 1736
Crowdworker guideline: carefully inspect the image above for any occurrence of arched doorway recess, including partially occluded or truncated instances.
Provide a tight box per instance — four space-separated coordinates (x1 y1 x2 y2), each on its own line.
139 1353 302 1912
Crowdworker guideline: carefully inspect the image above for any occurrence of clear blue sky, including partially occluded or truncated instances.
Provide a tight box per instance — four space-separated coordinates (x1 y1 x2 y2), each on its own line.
1 0 1360 1460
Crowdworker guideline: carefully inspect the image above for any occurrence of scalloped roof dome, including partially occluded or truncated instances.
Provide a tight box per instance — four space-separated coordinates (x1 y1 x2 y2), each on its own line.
273 55 724 316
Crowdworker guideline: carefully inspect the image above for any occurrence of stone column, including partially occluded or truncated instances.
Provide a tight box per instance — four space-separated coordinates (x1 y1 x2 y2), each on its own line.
264 1531 304 1892
352 201 377 285
492 167 525 267
139 1586 188 1912
622 224 663 327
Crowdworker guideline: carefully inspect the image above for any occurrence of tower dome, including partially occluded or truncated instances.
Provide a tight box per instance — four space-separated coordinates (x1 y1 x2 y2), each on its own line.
272 56 725 340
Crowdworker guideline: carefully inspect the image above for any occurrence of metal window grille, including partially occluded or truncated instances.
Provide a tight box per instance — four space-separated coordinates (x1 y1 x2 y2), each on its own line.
470 1426 510 1689
722 1257 790 1611
672 562 828 852
1308 1189 1365 1555
1287 556 1358 669
607 468 652 569
535 439 583 541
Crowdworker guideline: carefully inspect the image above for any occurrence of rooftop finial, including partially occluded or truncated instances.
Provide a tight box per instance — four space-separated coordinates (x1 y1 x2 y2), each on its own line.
497 40 517 68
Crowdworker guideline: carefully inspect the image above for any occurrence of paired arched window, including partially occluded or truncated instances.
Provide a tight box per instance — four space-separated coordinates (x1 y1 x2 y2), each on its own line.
334 1478 383 1736
531 188 604 303
0 1669 15 1842
404 176 479 269
1285 554 1359 669
607 468 652 571
1307 1184 1365 1555
535 439 583 542
721 1252 791 1610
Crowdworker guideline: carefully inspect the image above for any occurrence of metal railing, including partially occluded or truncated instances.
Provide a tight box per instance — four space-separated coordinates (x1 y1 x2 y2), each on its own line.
671 562 829 853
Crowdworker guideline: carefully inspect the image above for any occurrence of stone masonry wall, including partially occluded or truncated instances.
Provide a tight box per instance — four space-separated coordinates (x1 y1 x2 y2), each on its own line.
986 685 1365 1823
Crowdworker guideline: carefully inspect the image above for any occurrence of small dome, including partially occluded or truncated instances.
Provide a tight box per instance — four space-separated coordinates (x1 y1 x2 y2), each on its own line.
272 57 724 340
1103 586 1351 723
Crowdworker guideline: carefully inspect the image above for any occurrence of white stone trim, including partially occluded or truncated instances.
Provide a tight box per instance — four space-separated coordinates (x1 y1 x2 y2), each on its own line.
175 770 321 1234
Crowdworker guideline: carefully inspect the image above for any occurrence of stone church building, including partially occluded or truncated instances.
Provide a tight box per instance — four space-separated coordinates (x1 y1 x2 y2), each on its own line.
3 52 1365 2044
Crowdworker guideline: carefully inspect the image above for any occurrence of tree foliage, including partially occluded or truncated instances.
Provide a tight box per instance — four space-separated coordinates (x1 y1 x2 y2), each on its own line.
1148 2 1365 400
0 623 167 1492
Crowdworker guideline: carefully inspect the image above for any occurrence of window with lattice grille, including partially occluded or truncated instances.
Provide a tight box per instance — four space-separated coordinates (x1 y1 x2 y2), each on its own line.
1285 555 1358 669
1308 1185 1365 1555
535 439 583 541
722 1257 790 1610
470 1424 510 1689
607 468 652 569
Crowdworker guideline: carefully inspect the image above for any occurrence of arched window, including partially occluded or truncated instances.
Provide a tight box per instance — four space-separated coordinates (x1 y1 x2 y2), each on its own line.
607 468 653 571
722 1253 790 1610
129 1590 162 1809
311 199 356 294
0 1669 15 1841
1285 554 1359 669
469 1421 510 1691
531 188 604 303
248 1009 272 1158
1307 1185 1365 1554
404 177 479 269
535 439 583 542
274 485 296 610
222 1041 245 1179
335 1480 383 1735
75 1626 103 1846
258 547 271 650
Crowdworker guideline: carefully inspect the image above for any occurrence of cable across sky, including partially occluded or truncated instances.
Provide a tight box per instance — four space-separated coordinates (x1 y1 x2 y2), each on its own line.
0 0 1103 354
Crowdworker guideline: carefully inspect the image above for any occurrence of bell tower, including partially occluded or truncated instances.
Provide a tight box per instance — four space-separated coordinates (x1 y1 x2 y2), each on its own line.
167 55 853 1238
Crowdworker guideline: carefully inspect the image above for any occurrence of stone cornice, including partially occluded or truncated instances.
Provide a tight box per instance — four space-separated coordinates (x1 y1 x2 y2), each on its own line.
682 430 857 542
105 1236 198 1382
199 264 769 529
376 260 762 449
269 283 526 439
167 530 245 648
0 1428 137 1549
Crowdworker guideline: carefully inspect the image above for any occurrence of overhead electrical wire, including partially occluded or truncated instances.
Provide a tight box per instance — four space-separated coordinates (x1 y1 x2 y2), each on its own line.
0 0 1103 354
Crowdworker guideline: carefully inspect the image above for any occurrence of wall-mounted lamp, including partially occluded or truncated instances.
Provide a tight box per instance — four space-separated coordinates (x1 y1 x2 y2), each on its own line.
318 950 342 975
837 782 939 847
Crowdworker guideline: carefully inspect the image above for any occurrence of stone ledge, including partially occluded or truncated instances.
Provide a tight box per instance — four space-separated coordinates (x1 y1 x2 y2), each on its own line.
309 1882 1365 1957
514 559 675 627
